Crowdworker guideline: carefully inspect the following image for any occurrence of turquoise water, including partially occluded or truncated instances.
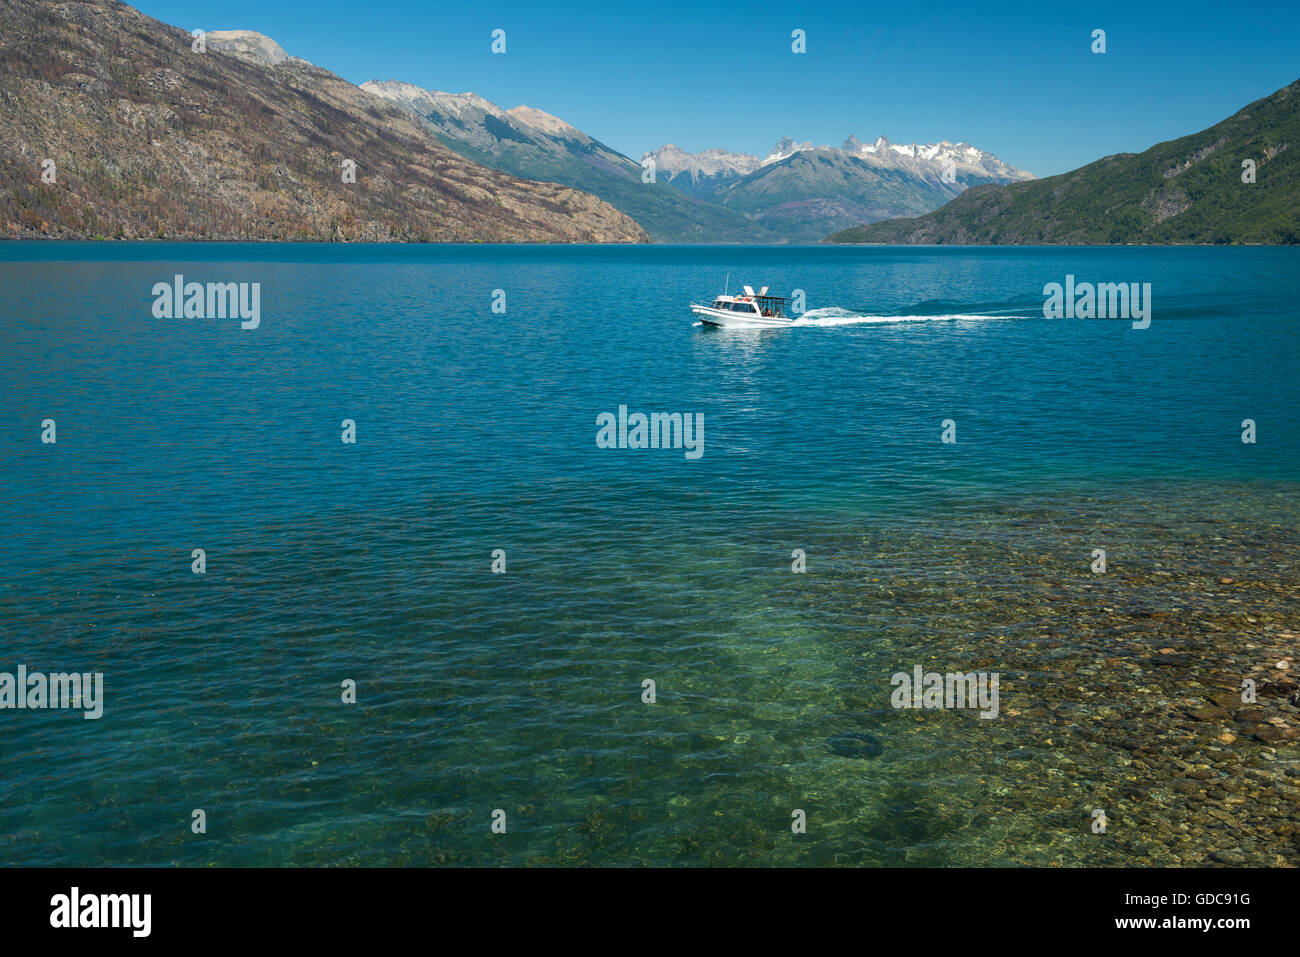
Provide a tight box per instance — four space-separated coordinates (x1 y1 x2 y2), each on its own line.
1 243 1297 866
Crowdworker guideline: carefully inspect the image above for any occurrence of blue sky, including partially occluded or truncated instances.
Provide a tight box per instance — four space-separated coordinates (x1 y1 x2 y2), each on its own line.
134 0 1299 176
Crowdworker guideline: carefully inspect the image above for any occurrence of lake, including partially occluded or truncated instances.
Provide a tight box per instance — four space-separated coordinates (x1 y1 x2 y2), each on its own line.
1 242 1297 866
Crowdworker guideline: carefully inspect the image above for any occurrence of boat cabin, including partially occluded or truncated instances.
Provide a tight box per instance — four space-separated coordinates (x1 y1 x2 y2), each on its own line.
710 285 789 319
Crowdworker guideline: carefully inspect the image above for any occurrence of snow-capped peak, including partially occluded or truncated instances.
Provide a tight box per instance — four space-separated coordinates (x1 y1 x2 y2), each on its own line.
769 133 1032 179
641 143 763 179
644 134 1034 184
764 136 818 163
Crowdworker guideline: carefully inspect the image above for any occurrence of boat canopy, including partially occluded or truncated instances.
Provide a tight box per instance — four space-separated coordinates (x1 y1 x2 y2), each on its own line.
751 293 788 318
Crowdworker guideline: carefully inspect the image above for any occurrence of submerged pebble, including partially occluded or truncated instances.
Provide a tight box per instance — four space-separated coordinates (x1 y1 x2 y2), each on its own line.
826 732 884 759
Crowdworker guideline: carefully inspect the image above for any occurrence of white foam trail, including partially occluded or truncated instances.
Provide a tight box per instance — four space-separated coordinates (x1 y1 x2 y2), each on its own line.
794 307 1016 327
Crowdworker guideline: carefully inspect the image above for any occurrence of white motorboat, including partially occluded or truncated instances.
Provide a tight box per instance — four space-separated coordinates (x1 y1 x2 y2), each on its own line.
690 284 794 328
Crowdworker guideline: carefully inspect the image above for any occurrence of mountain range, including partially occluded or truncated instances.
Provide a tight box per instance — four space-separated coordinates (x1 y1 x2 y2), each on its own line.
827 78 1300 245
665 138 1029 243
364 75 1034 242
643 137 1033 239
359 79 766 242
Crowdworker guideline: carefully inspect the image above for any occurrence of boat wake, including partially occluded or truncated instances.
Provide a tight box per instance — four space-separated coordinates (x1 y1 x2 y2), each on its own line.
793 307 1021 327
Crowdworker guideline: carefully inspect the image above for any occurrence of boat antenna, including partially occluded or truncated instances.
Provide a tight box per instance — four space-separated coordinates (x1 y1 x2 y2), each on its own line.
724 273 729 296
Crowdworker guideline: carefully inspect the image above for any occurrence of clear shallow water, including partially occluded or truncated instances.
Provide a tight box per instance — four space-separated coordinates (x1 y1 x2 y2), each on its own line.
0 243 1297 866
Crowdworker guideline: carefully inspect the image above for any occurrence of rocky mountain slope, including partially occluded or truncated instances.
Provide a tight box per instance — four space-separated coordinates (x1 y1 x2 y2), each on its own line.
827 79 1299 245
361 79 770 242
0 0 647 242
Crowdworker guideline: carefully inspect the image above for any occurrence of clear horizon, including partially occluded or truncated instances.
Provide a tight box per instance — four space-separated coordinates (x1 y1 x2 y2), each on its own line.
82 0 1300 177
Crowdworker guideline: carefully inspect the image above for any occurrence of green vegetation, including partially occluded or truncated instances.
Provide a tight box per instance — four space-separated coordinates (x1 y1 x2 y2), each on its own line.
827 79 1300 245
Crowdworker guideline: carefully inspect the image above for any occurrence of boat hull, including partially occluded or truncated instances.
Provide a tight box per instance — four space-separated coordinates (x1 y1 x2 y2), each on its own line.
690 304 794 328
